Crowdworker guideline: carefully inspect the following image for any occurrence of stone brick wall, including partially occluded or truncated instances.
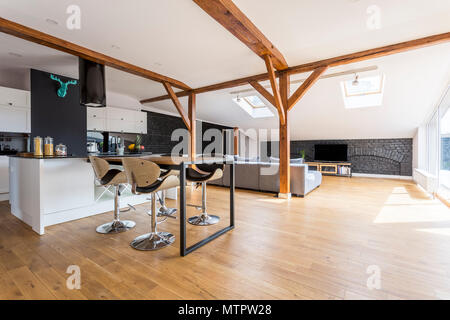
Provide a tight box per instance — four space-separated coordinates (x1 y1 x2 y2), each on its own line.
262 138 413 176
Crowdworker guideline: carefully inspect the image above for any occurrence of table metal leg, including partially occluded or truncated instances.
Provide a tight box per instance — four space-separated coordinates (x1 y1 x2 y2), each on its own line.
180 161 235 256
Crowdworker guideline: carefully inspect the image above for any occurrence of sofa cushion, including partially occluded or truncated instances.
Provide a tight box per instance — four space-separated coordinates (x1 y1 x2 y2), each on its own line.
235 163 260 190
219 161 321 197
259 163 279 192
290 158 305 164
304 170 322 195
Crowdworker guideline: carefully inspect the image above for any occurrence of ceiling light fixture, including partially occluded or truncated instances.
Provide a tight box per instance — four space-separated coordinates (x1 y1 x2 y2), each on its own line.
45 18 59 25
352 74 359 86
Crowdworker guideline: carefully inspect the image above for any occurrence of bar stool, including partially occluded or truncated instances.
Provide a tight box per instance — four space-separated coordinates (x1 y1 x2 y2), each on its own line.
122 158 179 251
89 156 136 234
186 163 224 226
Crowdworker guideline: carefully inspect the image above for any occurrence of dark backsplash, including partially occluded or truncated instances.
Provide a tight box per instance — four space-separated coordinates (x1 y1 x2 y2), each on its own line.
142 111 232 155
262 138 413 176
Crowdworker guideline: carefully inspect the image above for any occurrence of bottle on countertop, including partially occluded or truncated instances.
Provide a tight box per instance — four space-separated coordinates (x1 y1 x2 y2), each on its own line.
33 136 43 157
55 143 67 156
44 136 54 157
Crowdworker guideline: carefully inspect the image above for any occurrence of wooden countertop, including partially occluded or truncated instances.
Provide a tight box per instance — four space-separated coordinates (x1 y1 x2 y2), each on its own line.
102 155 189 165
100 155 227 166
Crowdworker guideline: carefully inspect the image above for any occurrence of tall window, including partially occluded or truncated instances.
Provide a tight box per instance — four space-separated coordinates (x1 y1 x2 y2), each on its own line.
421 86 450 196
439 88 450 192
427 110 439 178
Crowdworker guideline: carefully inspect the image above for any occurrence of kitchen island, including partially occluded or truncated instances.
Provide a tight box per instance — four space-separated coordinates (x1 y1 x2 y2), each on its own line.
8 154 176 235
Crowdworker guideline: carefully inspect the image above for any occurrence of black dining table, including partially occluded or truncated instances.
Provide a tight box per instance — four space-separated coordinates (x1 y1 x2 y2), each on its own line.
100 155 235 256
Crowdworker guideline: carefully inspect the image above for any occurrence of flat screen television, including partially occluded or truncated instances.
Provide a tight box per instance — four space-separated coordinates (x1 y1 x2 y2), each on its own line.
314 144 348 162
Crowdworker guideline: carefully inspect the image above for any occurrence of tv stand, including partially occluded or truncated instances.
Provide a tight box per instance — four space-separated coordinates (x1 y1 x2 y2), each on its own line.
306 161 352 177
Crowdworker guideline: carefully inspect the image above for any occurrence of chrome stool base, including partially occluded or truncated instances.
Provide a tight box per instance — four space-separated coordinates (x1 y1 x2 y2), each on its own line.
158 207 177 217
96 220 136 234
188 214 220 226
130 232 175 251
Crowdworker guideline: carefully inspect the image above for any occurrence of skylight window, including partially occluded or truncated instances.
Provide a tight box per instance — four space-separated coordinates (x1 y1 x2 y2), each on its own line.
243 95 266 108
233 95 274 118
340 74 385 109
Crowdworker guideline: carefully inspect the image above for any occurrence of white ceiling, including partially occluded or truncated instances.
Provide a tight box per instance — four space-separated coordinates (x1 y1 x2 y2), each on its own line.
0 0 449 139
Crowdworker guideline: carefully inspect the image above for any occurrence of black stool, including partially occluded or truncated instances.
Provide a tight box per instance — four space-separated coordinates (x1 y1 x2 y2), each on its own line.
186 163 224 226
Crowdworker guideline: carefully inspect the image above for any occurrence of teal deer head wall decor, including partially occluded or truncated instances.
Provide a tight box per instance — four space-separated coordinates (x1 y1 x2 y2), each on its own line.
50 74 78 98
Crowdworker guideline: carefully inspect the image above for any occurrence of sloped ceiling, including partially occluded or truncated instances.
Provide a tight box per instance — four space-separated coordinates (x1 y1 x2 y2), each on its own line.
0 0 449 139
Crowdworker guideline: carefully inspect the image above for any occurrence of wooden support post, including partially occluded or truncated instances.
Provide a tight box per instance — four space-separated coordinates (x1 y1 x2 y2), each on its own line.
288 66 328 111
188 92 196 160
263 55 285 125
249 81 276 107
163 81 191 130
233 127 239 156
278 72 290 198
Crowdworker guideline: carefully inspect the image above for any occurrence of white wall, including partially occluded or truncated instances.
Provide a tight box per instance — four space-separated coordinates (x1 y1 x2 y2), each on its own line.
106 91 143 111
0 69 29 91
238 129 259 159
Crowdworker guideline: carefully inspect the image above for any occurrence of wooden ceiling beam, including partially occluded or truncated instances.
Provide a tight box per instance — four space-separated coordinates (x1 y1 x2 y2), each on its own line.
0 17 191 90
288 66 328 111
286 32 450 74
140 32 450 103
193 0 288 70
263 55 285 124
163 82 191 130
248 80 275 107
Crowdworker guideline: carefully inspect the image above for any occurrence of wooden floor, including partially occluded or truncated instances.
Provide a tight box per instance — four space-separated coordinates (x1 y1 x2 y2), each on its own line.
1 176 450 300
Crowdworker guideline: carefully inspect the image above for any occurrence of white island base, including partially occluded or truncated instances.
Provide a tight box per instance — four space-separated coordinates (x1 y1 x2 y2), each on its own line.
9 157 177 235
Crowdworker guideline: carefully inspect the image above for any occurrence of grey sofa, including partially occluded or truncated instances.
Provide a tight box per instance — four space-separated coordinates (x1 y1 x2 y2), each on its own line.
209 161 322 197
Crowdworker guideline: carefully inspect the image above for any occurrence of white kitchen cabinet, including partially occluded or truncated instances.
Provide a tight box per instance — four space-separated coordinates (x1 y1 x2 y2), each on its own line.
107 107 134 122
0 86 31 133
106 107 131 132
134 111 147 134
87 107 106 119
87 117 107 131
86 107 107 131
0 86 30 108
107 118 136 133
0 105 30 133
0 156 9 194
86 106 147 134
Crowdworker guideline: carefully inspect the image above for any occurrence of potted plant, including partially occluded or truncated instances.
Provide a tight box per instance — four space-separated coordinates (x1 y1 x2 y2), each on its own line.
299 150 306 163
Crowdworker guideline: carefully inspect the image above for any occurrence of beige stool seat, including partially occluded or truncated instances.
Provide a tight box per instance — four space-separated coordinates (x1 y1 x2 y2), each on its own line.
122 158 179 251
89 156 136 234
